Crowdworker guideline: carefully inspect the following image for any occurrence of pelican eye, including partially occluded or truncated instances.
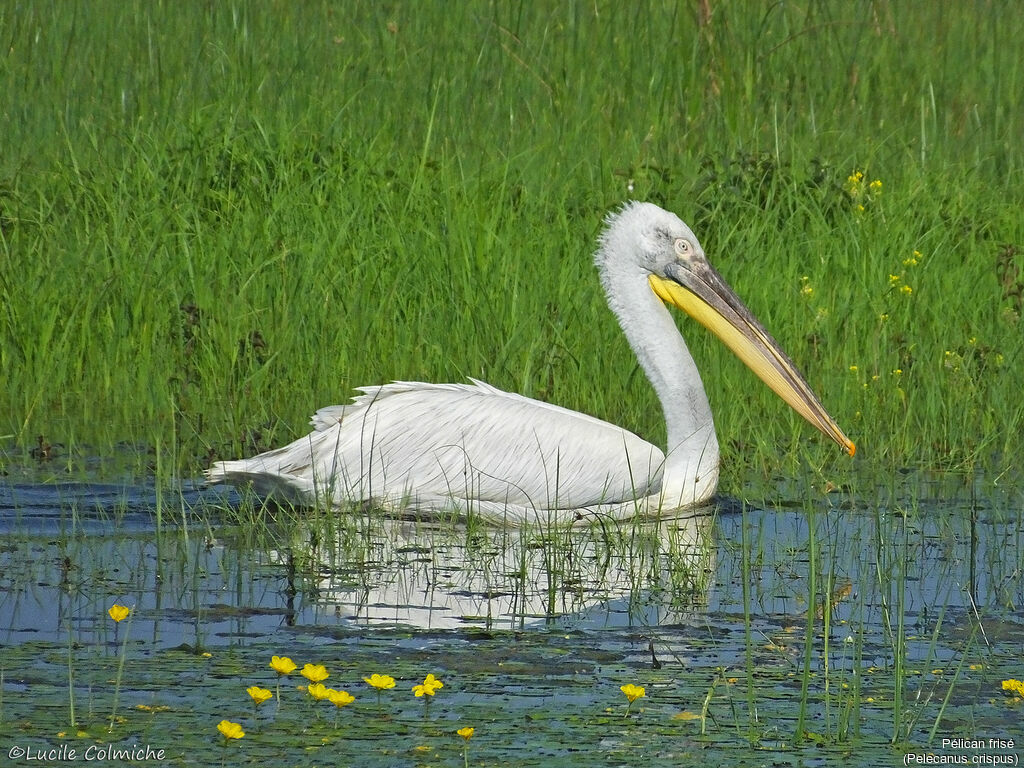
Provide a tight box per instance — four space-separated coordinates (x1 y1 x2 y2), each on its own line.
673 238 693 258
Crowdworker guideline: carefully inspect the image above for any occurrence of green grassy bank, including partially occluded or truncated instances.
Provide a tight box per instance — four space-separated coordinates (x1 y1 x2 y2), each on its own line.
1 1 1021 488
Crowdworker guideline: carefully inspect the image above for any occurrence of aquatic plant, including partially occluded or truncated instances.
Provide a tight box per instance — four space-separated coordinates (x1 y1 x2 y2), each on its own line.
246 685 273 729
364 673 396 690
216 719 244 767
364 673 396 706
269 655 297 675
457 727 474 768
217 720 245 739
620 683 646 717
328 689 355 728
246 686 273 705
329 690 354 708
422 673 443 692
269 655 297 710
306 683 332 701
107 605 131 623
107 603 134 732
300 664 329 684
1001 679 1024 698
412 673 444 700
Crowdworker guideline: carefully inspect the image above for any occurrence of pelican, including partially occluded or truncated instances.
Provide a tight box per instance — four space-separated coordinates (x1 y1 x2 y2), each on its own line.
207 202 854 524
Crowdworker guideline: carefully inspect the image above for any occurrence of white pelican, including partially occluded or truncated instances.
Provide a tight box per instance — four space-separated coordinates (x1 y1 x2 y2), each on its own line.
207 202 854 523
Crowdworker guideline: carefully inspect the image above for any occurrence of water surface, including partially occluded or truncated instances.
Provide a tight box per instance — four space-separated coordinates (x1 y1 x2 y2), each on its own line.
0 470 1020 766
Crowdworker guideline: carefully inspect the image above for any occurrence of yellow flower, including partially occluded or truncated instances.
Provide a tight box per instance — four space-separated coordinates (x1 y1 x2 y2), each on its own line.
246 686 273 706
620 683 646 703
419 675 444 696
108 604 131 623
269 655 297 675
217 720 245 740
301 663 329 683
364 673 396 690
869 179 882 191
422 674 443 692
889 274 901 284
849 365 858 372
307 683 332 701
329 689 355 708
457 727 474 741
412 684 436 697
1002 679 1024 697
900 284 913 294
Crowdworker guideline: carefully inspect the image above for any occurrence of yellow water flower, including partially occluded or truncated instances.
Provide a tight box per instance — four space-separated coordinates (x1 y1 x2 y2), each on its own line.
269 655 297 675
329 690 355 708
364 673 396 690
217 720 245 740
423 673 443 689
620 684 646 703
301 663 330 683
412 684 436 697
108 604 131 623
246 686 273 706
419 673 444 694
457 727 474 740
307 683 332 701
1002 679 1024 697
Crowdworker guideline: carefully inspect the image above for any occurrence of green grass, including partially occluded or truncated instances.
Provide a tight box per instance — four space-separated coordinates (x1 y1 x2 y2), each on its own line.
1 1 1022 491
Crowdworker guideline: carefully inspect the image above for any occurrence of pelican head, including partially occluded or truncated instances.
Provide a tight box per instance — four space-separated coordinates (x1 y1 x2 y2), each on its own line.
597 201 855 458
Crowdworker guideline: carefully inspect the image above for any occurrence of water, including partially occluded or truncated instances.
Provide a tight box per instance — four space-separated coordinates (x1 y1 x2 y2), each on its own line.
0 469 1021 766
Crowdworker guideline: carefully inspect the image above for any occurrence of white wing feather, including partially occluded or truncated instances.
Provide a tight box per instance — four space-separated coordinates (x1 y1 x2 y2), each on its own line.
207 380 666 521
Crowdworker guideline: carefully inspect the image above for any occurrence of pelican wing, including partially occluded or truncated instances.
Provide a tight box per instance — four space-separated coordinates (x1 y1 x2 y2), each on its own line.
208 380 666 516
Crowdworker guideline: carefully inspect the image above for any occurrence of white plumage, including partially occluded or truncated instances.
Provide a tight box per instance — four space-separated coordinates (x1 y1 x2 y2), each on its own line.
208 202 853 524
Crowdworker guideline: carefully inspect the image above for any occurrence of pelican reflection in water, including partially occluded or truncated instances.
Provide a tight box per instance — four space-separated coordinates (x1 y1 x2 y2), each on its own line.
208 202 854 522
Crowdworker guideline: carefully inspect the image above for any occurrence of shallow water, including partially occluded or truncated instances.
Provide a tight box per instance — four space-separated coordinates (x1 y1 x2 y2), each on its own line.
0 470 1021 766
